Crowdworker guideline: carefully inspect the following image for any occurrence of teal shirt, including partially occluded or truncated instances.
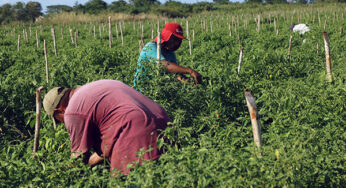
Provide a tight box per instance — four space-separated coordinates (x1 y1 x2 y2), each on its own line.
133 42 177 88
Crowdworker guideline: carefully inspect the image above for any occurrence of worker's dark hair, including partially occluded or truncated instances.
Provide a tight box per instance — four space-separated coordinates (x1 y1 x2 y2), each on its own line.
289 24 295 31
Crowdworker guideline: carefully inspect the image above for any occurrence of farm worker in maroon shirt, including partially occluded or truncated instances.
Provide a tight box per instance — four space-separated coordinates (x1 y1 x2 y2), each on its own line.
43 80 171 175
134 22 202 88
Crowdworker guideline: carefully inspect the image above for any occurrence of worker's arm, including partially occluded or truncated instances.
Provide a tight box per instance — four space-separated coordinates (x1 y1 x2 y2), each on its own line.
161 60 202 84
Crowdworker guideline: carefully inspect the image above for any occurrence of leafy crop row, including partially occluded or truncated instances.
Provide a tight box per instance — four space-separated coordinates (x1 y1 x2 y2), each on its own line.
0 7 345 187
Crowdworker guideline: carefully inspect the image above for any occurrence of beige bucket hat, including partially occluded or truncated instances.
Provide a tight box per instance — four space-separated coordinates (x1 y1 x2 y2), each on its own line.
43 87 68 116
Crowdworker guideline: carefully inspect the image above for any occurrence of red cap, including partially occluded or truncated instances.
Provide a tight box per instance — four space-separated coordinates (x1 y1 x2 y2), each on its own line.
155 22 185 43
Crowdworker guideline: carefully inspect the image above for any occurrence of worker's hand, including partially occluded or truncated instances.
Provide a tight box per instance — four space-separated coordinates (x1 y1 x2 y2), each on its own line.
190 69 202 84
88 152 104 167
177 74 188 83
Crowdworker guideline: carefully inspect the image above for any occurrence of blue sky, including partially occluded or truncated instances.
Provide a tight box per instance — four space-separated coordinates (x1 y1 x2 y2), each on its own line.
1 0 244 13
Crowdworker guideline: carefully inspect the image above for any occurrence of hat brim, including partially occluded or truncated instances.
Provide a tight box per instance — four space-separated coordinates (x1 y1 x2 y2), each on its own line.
155 33 186 44
172 33 186 40
51 115 58 129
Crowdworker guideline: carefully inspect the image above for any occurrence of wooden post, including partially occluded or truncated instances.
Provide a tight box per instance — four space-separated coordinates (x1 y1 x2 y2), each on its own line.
318 12 321 26
340 26 343 36
35 30 39 49
115 22 119 39
237 48 243 75
51 27 58 57
192 29 195 41
75 30 78 47
120 22 124 46
17 34 20 52
151 28 154 40
25 28 28 43
61 27 64 40
237 33 241 51
257 15 260 32
288 35 293 61
210 21 213 33
99 24 102 38
33 86 45 155
141 24 144 46
244 89 262 148
157 32 161 64
186 20 192 55
316 42 319 54
44 40 49 84
108 16 112 48
323 32 332 82
93 25 96 38
69 28 74 44
274 18 276 31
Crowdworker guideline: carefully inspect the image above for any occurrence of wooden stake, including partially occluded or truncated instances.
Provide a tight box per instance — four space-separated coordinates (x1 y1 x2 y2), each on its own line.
108 16 112 48
35 30 39 49
17 34 20 52
44 40 49 83
99 24 102 38
237 33 241 51
318 12 321 26
141 24 144 45
274 18 276 31
186 20 192 55
244 89 262 148
75 31 78 47
61 27 64 40
237 48 243 75
288 35 293 61
210 21 213 33
157 21 160 34
257 15 260 32
323 32 332 82
120 22 124 46
33 86 45 155
340 26 343 36
157 32 161 63
69 28 74 44
192 29 195 41
139 40 142 54
51 27 58 57
93 25 96 38
25 29 28 43
115 22 119 39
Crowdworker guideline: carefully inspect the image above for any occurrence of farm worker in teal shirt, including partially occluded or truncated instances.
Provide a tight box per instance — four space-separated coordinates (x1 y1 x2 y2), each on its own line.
133 22 202 88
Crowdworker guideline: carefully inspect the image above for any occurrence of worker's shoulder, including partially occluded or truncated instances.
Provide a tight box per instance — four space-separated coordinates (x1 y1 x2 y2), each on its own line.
143 41 156 48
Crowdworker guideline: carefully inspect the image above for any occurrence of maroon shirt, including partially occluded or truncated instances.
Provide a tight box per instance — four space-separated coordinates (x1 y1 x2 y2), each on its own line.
64 80 170 174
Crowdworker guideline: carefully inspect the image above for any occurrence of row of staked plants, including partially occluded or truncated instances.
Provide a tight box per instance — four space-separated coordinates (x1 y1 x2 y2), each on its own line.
0 6 345 187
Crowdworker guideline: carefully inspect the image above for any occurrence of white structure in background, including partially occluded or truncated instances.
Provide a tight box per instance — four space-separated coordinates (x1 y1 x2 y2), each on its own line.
290 24 312 35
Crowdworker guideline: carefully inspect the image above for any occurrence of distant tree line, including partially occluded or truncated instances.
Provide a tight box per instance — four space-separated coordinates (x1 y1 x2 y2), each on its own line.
0 1 42 24
0 0 344 24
